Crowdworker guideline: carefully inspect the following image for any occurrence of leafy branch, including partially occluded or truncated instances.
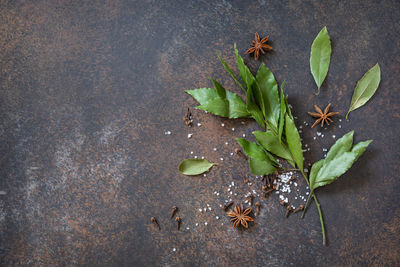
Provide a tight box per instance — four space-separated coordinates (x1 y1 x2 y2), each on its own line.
184 44 371 245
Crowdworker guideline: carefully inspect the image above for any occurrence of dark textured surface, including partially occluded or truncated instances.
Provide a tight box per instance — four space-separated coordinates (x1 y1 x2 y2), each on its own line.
1 0 399 266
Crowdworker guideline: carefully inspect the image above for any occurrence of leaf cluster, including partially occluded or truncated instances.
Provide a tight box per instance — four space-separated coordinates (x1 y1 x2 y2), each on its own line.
186 44 304 176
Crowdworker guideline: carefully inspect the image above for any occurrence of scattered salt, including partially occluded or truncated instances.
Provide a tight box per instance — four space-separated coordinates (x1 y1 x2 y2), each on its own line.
190 151 194 154
230 152 234 156
242 134 246 137
322 148 327 152
220 158 224 161
225 142 228 145
339 125 342 128
194 156 198 159
201 156 204 159
317 132 322 136
232 128 235 131
173 248 176 252
215 216 219 220
213 148 217 151
221 123 225 127
313 136 316 140
332 135 336 139
204 222 208 225
197 123 201 127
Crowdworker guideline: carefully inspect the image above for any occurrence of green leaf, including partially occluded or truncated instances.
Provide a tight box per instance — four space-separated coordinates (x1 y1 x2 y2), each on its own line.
236 138 279 166
346 63 381 119
253 130 295 167
310 26 332 94
246 85 265 128
325 131 354 162
256 63 280 128
211 78 226 98
185 88 219 105
234 44 257 92
284 95 293 120
278 81 286 143
248 158 277 176
309 159 325 188
284 114 303 170
309 132 372 191
178 159 217 175
217 53 245 92
186 88 250 118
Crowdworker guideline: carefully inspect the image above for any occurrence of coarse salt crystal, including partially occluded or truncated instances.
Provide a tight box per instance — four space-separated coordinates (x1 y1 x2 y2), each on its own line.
203 174 206 177
216 216 219 220
197 123 201 127
313 137 316 140
242 134 246 137
339 125 342 128
317 132 321 136
201 156 204 159
196 223 198 226
230 152 233 156
225 142 228 145
190 151 193 154
194 156 198 159
221 123 225 127
173 248 176 252
332 135 336 139
220 158 224 161
213 148 217 151
322 148 327 152
204 222 208 225
232 128 235 131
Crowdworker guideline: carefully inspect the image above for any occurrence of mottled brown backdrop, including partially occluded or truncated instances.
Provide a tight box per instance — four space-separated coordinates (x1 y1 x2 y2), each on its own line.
1 0 399 266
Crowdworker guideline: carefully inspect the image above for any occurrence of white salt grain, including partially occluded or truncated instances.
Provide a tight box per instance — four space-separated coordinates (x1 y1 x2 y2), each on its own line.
332 135 336 139
225 142 228 145
242 134 246 137
232 128 235 131
221 123 225 127
317 132 321 136
190 151 193 154
173 248 176 252
197 123 201 127
187 133 193 138
213 148 217 151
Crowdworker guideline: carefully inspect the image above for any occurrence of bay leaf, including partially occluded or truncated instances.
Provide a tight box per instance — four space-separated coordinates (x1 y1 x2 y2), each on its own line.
310 26 331 94
178 159 217 176
256 63 280 128
284 114 303 170
217 53 246 92
346 63 381 119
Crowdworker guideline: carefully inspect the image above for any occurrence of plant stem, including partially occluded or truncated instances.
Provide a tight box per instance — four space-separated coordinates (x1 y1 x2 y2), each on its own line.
300 170 326 245
301 192 313 218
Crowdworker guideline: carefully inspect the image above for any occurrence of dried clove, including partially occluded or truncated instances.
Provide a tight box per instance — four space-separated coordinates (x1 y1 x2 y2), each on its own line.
151 217 160 230
244 179 249 184
285 206 292 218
222 201 234 211
294 205 305 213
184 108 193 127
170 206 178 218
279 200 286 206
175 216 181 230
255 202 261 214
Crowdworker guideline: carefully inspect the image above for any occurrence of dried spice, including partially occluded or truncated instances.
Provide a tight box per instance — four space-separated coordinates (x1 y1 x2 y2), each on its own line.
245 32 272 60
184 108 193 127
308 103 339 128
175 217 181 230
222 201 234 211
151 217 160 230
227 205 254 228
285 205 292 218
293 205 304 213
170 206 178 218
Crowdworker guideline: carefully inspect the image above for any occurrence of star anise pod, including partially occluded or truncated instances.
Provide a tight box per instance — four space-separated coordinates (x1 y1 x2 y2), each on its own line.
245 32 272 60
308 103 339 128
227 205 254 228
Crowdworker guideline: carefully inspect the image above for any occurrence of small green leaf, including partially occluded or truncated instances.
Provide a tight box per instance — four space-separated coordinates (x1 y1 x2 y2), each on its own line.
285 114 303 170
185 88 219 105
178 159 217 175
246 84 265 128
253 130 295 167
256 63 280 128
309 131 372 191
310 26 332 94
284 95 293 120
211 78 226 98
248 158 277 176
217 53 246 92
234 44 257 92
325 131 354 162
278 81 286 143
236 138 279 166
346 63 381 119
186 88 250 119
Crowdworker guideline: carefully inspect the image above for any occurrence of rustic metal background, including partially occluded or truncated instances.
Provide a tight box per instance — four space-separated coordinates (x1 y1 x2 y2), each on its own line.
1 0 399 266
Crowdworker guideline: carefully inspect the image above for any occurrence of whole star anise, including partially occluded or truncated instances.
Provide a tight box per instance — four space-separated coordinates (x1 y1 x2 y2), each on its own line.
227 205 254 228
245 32 272 60
308 103 339 128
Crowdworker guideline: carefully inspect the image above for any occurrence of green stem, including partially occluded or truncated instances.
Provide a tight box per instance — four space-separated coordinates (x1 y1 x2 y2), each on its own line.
301 191 313 218
264 115 327 245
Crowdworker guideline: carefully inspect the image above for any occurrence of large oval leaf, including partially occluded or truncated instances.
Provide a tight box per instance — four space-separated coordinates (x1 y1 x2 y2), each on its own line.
310 26 331 94
346 63 381 119
178 159 216 176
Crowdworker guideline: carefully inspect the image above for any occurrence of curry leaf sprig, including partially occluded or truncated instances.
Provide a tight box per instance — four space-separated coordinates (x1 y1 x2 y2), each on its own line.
183 45 372 245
